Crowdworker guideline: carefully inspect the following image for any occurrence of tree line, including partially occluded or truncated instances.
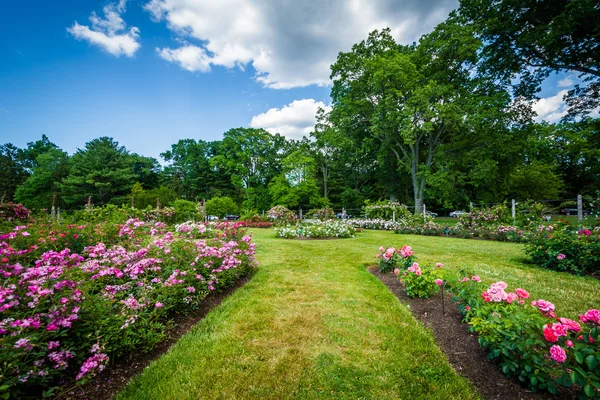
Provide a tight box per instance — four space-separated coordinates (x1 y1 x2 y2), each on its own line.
2 0 598 213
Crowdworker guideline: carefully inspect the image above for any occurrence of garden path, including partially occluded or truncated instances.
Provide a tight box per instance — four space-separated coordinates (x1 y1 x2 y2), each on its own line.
117 229 478 399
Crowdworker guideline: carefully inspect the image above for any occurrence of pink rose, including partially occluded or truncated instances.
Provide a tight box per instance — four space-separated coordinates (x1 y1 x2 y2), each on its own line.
549 345 567 363
393 268 399 276
435 279 444 286
543 324 558 343
565 340 574 347
559 318 581 333
471 276 481 282
551 323 567 337
557 253 566 260
515 288 529 299
580 309 600 325
435 263 444 268
506 293 518 303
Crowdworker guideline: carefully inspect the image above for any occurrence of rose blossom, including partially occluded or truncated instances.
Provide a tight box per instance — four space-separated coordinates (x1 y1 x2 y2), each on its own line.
549 345 567 363
557 253 566 260
514 288 529 299
579 309 600 324
543 324 558 343
435 279 444 286
559 318 581 333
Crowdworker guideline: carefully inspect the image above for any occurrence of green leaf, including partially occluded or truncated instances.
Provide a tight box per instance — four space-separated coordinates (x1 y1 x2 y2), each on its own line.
584 384 594 398
585 355 598 371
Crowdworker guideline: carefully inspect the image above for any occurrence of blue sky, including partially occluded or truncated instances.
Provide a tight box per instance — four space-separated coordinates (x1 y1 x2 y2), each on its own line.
0 0 577 161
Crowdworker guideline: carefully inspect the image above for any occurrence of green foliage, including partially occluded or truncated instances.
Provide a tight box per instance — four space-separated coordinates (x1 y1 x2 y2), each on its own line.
398 264 440 298
458 0 600 117
308 207 335 221
365 201 411 220
340 188 364 210
205 196 238 218
509 162 564 201
60 137 136 207
526 223 600 275
132 185 178 210
173 199 201 222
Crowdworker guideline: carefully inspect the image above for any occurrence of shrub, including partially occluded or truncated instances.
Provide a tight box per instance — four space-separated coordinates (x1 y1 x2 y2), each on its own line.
525 223 600 275
173 199 202 222
0 203 31 223
0 219 256 398
397 262 439 298
205 196 238 218
346 219 401 230
375 245 415 273
275 220 356 239
308 207 335 221
448 274 600 398
457 204 511 229
267 206 297 225
241 215 273 228
364 200 412 220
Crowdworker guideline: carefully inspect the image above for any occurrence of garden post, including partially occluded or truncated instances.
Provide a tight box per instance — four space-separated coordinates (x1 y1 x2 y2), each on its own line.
469 201 473 210
512 199 516 224
578 194 583 223
393 210 396 222
423 204 426 223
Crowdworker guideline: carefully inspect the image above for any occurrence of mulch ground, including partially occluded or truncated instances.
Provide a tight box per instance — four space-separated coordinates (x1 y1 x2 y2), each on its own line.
58 276 252 400
370 267 576 400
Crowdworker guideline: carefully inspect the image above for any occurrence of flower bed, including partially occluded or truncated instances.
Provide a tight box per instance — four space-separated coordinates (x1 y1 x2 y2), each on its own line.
379 244 600 398
0 218 257 398
275 220 356 239
345 219 401 230
526 222 600 275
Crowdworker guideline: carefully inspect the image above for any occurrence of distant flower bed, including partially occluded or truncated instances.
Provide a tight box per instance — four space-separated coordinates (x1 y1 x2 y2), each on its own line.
241 216 273 228
378 244 600 399
345 219 401 230
275 220 356 239
0 218 257 398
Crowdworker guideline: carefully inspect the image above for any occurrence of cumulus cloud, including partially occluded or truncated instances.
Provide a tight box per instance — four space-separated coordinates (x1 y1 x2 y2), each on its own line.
145 0 456 88
532 90 570 123
250 99 331 140
68 0 140 57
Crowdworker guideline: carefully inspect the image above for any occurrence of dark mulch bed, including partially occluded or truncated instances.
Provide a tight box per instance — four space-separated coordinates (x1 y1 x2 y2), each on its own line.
58 276 252 400
370 267 576 400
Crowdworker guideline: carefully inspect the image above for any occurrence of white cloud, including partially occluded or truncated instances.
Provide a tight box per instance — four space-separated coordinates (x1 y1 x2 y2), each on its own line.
250 99 331 140
68 0 140 57
557 76 574 88
532 90 569 123
145 0 456 89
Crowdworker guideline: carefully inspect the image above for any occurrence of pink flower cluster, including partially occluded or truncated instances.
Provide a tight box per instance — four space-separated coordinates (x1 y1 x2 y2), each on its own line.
481 282 529 304
407 262 421 276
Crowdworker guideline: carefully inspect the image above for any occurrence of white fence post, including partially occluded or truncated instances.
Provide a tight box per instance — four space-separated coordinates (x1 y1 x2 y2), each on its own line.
392 210 396 222
578 194 583 223
512 199 516 224
423 204 426 223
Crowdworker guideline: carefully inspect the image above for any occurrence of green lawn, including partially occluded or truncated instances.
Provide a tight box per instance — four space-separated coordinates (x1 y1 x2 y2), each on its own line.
117 229 599 399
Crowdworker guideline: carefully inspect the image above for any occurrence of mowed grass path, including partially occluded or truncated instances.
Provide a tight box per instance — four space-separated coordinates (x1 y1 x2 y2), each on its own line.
117 230 600 399
118 229 478 400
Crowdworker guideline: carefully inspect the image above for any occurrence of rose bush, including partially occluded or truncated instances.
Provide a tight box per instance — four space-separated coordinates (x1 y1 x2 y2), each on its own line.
526 222 600 275
275 220 356 239
0 218 257 398
375 245 415 273
447 275 600 398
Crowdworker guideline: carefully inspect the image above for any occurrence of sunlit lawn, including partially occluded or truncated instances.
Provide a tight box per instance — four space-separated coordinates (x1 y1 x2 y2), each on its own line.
117 229 599 399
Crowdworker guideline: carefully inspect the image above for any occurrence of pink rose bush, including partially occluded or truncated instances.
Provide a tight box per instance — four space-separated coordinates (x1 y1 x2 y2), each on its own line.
0 217 257 398
449 274 600 398
376 245 415 273
526 221 600 275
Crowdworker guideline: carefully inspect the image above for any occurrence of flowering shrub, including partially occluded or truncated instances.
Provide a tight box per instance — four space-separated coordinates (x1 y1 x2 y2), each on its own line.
275 220 356 239
0 203 30 223
345 219 401 230
241 215 273 228
0 218 257 398
458 205 511 229
308 207 335 221
364 201 412 220
448 274 600 398
375 245 415 273
396 262 439 298
267 206 297 226
526 222 600 275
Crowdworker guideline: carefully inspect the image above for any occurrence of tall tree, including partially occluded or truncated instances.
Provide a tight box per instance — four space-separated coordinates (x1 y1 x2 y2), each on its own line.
60 137 136 207
458 0 600 117
329 22 516 212
14 148 69 210
0 143 29 202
